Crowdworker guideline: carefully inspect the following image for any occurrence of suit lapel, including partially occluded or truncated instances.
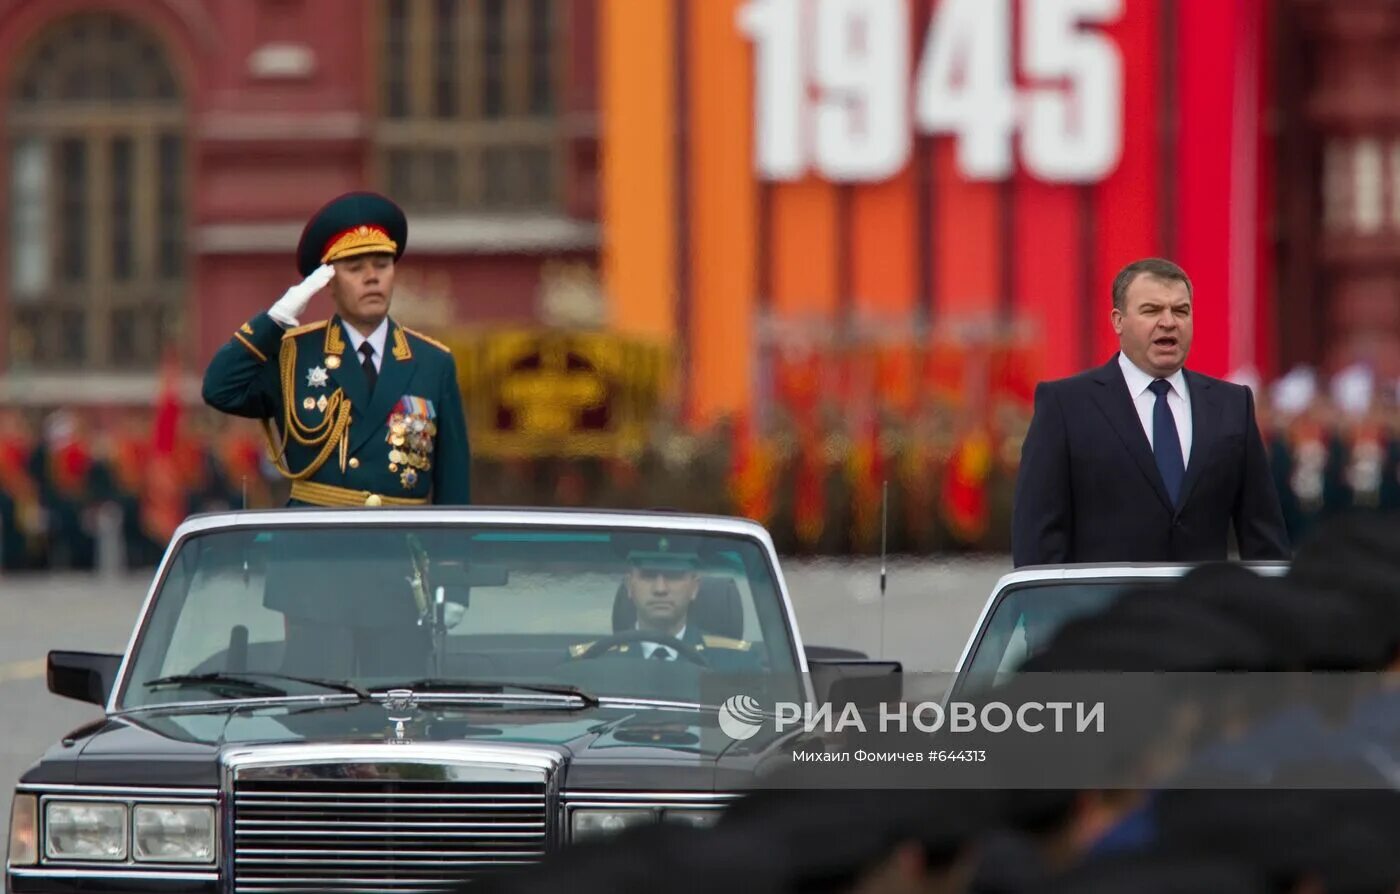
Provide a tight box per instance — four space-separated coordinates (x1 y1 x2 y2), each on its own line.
1174 370 1220 512
351 319 420 454
1089 356 1174 511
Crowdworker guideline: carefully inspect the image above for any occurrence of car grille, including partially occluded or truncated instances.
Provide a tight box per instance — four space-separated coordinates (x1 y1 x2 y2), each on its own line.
232 778 549 893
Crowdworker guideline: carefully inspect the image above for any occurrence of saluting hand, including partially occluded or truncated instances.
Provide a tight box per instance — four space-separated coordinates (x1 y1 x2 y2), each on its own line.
268 264 335 328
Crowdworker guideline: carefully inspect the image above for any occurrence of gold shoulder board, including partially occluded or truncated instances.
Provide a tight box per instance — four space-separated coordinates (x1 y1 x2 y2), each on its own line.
401 326 452 354
701 635 751 651
282 319 329 339
568 641 596 658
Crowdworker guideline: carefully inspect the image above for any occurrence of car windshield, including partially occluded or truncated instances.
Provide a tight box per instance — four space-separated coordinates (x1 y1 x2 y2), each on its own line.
119 523 800 709
956 578 1172 697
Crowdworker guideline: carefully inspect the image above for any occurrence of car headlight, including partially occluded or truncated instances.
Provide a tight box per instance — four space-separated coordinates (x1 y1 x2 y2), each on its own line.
8 793 38 865
133 805 216 863
44 801 127 861
662 808 721 828
570 808 656 842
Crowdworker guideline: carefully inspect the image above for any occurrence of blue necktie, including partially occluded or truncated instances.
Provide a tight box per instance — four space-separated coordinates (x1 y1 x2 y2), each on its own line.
1148 379 1185 505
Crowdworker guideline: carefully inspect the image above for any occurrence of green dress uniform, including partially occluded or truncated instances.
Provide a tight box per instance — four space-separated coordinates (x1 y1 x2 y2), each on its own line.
29 439 98 570
1269 424 1345 544
202 311 471 506
200 191 471 506
567 623 763 672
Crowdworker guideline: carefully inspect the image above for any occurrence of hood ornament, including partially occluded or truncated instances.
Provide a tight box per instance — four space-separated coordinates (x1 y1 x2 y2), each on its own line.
382 689 418 744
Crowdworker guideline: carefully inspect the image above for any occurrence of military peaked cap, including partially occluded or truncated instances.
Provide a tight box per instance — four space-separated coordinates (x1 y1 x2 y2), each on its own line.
296 191 408 276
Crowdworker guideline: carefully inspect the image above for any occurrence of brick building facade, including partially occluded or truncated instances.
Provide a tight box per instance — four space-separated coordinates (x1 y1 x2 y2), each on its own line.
0 0 600 408
0 0 1396 417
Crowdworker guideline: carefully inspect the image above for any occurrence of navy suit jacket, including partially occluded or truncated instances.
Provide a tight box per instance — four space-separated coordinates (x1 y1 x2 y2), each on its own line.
1011 355 1290 567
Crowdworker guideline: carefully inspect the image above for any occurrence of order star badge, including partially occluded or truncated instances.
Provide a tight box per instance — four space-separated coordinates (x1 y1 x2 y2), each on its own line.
306 366 329 389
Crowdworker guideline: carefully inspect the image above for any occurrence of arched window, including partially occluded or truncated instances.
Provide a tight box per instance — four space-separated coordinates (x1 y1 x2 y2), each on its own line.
8 12 185 372
378 0 561 212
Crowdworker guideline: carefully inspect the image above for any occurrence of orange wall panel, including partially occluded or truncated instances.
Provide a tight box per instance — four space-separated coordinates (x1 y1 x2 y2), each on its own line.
687 0 757 424
769 179 840 319
600 0 676 339
932 142 1001 322
851 167 917 321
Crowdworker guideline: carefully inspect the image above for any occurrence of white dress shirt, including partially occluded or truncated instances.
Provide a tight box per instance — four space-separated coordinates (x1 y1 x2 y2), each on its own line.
641 625 685 660
1118 352 1192 464
341 318 389 372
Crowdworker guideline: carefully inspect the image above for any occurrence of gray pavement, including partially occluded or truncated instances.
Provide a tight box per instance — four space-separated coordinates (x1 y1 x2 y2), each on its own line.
782 556 1010 671
0 556 1011 865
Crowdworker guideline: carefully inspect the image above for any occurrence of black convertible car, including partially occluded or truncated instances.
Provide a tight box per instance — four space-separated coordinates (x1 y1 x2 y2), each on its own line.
6 508 889 893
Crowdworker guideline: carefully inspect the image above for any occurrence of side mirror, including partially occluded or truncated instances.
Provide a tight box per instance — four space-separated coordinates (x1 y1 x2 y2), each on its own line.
48 651 122 706
808 658 903 709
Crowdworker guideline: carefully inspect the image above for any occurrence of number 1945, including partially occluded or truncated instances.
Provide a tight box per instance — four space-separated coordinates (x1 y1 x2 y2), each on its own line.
739 0 1124 184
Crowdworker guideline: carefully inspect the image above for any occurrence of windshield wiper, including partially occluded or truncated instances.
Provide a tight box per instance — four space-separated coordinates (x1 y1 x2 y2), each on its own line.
377 678 600 708
144 672 369 700
143 673 287 697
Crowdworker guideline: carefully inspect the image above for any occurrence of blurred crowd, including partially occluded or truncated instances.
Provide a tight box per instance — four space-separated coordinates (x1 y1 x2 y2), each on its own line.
6 361 1400 570
471 510 1400 894
0 405 269 572
0 394 1034 570
1253 363 1400 543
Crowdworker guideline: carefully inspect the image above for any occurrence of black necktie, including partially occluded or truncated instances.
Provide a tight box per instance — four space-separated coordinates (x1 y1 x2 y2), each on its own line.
650 646 673 661
359 342 377 394
1148 379 1185 505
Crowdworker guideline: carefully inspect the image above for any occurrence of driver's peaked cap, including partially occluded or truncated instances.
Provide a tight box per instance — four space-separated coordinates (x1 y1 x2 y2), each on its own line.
616 532 703 571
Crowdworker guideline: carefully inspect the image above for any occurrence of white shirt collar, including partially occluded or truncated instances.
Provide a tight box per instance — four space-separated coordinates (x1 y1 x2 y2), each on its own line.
1118 351 1187 400
638 624 686 655
341 317 389 363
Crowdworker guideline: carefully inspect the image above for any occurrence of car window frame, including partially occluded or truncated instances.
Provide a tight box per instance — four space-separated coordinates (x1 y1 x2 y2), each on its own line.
947 563 1290 702
110 518 805 712
952 577 1161 700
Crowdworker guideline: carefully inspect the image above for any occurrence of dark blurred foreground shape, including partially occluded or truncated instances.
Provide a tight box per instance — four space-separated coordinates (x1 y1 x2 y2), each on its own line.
461 510 1400 894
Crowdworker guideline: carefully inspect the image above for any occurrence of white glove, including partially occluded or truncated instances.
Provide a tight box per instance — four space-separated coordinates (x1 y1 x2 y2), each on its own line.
268 264 335 328
443 602 466 630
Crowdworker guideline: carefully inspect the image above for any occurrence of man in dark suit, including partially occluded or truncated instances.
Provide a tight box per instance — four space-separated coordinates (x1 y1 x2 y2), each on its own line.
202 191 472 507
1012 258 1289 566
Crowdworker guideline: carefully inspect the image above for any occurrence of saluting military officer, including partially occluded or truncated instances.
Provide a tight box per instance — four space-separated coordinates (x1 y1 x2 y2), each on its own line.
201 192 471 506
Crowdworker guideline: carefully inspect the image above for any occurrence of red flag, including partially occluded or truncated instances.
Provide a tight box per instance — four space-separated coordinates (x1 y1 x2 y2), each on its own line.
923 339 966 408
0 414 40 533
990 341 1037 408
152 352 181 455
143 352 185 543
876 345 916 415
941 426 994 545
727 413 773 524
46 414 92 497
775 347 821 425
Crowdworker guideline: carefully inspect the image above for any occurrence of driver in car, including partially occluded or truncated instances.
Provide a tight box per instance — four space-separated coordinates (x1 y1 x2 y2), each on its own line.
568 537 760 671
